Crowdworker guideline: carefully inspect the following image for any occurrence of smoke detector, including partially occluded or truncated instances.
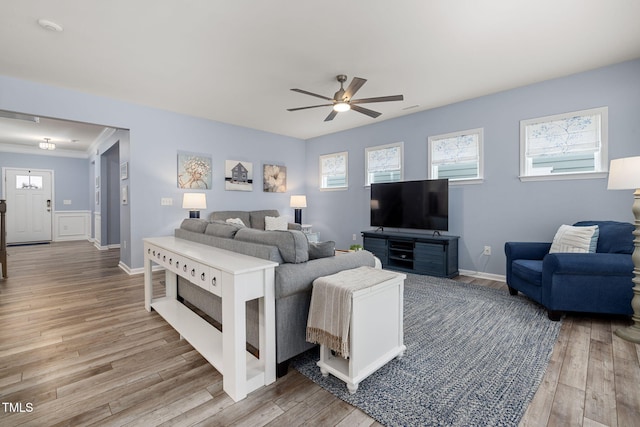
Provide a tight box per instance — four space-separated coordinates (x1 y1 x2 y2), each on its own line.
37 19 63 32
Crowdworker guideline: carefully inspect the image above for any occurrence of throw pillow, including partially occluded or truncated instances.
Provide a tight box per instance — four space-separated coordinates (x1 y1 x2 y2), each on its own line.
225 218 246 227
308 241 336 259
549 224 599 254
264 216 288 231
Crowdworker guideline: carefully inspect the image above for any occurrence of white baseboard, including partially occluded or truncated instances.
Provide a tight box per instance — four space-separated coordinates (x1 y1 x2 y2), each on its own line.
459 269 506 282
121 262 163 276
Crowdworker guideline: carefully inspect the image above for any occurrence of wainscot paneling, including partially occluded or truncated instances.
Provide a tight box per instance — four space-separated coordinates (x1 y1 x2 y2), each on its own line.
53 210 91 242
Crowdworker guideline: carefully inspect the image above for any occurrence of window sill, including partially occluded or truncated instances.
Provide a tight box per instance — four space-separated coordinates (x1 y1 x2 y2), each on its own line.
519 171 608 182
449 178 484 186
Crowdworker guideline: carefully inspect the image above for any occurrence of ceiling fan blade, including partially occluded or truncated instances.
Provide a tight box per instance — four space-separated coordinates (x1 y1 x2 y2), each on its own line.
290 88 333 101
343 77 367 100
324 110 338 122
351 104 381 119
350 94 404 104
287 104 334 112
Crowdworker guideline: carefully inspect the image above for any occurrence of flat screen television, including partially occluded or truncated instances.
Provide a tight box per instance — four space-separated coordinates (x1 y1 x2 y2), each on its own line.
370 179 449 231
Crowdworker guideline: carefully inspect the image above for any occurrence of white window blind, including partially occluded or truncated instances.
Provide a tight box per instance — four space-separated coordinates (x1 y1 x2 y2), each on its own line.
428 128 483 182
520 107 608 181
319 151 348 190
525 114 601 157
365 142 403 185
431 134 479 165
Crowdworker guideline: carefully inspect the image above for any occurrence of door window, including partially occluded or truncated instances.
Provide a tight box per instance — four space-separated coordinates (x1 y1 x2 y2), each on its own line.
16 175 43 190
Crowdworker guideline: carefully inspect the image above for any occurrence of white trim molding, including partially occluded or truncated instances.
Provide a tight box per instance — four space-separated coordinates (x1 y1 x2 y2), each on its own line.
459 269 506 282
53 210 91 242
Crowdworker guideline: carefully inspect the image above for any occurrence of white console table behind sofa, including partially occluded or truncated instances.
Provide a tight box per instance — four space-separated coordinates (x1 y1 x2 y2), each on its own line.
143 236 278 402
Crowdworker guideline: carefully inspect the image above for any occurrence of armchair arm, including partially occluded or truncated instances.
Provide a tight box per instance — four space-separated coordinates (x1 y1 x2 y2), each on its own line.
287 223 302 231
504 242 551 261
543 252 634 276
505 242 551 285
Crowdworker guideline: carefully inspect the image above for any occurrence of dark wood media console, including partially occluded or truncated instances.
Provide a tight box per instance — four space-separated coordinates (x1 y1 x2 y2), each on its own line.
362 230 459 278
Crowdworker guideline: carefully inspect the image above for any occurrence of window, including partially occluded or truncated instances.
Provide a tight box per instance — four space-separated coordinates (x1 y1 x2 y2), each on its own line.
428 128 483 184
365 142 403 186
319 151 348 190
16 175 43 189
520 107 608 181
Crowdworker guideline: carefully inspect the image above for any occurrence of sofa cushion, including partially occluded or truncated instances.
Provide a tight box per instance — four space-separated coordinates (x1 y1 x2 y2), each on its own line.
265 215 289 231
512 259 543 285
180 218 209 233
573 221 635 254
210 211 251 228
549 224 599 254
250 210 280 230
205 221 244 238
235 228 309 263
308 241 336 259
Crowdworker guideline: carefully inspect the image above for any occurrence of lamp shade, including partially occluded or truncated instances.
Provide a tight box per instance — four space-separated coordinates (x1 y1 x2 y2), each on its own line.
608 156 640 190
182 193 207 210
290 195 307 208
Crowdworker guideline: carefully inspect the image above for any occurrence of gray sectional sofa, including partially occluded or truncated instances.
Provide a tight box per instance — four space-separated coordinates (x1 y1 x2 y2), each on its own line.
174 209 377 375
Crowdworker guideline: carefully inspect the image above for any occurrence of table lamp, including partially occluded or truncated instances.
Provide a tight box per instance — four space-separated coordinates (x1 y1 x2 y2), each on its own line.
607 156 640 343
182 193 207 219
290 195 307 224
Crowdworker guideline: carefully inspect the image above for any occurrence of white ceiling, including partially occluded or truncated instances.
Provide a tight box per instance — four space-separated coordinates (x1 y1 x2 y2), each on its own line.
1 0 639 155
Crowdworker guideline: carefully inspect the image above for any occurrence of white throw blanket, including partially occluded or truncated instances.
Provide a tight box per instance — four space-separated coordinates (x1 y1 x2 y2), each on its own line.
306 266 400 358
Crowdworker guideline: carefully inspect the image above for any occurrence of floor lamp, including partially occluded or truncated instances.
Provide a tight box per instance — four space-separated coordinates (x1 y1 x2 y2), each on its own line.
608 156 640 343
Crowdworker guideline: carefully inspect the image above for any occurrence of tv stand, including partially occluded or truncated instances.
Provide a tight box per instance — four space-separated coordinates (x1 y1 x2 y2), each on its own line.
362 230 459 278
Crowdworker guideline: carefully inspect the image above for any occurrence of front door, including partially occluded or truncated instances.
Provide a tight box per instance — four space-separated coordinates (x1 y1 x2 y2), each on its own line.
3 168 53 244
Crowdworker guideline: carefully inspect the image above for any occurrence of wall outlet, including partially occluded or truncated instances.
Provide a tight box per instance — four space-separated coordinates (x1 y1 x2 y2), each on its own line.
352 234 357 241
483 246 491 256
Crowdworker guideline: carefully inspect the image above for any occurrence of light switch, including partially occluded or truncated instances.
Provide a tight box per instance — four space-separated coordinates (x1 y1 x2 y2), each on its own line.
63 199 72 205
161 197 173 206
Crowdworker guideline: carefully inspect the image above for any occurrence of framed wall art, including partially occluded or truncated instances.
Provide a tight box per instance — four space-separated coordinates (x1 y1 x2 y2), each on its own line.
178 152 212 189
263 164 286 192
225 160 253 191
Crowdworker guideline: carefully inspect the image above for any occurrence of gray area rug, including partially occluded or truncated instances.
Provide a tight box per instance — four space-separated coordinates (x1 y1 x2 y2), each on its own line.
292 273 561 427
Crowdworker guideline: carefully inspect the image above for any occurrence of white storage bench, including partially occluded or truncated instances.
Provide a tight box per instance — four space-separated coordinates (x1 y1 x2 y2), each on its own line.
308 266 406 394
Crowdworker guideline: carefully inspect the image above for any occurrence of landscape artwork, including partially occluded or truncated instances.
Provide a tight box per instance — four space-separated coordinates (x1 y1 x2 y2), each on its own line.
263 164 286 192
225 160 253 191
177 152 212 189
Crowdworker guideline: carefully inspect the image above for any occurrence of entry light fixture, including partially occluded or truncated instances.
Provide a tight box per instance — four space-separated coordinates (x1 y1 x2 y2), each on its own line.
39 138 56 150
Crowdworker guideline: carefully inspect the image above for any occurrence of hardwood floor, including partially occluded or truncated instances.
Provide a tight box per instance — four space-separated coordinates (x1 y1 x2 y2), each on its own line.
0 241 638 426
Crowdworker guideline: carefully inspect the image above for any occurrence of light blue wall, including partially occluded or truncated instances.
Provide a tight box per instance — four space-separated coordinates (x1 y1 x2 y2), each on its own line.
305 59 640 276
2 59 638 275
0 75 304 270
0 152 90 210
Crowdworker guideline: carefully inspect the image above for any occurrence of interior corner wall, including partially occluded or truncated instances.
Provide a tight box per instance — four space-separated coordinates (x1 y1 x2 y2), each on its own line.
0 74 305 270
304 59 640 277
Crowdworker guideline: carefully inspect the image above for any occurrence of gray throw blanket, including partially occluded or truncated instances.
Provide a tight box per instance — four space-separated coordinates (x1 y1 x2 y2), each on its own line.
306 266 399 358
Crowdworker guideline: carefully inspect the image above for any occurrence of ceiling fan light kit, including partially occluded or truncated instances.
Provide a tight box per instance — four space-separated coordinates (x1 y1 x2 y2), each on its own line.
333 102 351 112
288 74 403 122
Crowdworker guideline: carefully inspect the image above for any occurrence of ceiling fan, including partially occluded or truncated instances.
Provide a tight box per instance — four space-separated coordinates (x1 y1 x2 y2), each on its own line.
287 75 404 122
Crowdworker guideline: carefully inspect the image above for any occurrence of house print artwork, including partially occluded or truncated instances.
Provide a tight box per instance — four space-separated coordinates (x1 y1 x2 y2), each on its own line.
225 160 253 191
177 152 212 189
263 164 286 192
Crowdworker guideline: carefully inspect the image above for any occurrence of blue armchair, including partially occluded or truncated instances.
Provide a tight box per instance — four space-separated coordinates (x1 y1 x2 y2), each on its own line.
505 221 635 320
